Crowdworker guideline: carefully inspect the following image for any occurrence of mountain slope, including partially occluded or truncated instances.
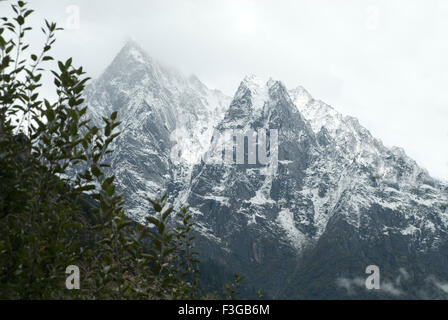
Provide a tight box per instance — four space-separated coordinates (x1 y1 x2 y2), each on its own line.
84 40 230 220
85 42 448 299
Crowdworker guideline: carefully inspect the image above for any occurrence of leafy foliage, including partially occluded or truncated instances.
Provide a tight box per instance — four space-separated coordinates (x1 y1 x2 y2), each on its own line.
0 1 203 300
0 1 247 300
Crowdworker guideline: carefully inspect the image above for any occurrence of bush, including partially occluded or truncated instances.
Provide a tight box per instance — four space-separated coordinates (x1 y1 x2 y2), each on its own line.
0 0 200 300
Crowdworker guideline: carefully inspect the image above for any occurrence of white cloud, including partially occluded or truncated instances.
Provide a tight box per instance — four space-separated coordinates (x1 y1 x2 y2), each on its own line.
336 276 403 297
427 276 448 294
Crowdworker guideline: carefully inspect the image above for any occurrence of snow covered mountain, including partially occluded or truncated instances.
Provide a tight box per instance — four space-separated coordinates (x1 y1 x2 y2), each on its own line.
85 40 230 220
85 41 448 299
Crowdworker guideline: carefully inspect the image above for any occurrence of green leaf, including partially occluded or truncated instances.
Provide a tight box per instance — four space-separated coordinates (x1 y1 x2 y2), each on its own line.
148 198 162 212
162 207 173 220
17 16 24 25
91 165 101 177
146 216 160 227
118 221 132 230
0 36 6 49
65 57 72 68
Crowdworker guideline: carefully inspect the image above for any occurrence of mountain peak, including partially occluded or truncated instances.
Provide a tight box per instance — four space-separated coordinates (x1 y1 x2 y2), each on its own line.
289 85 313 108
241 75 281 90
117 39 150 65
242 74 266 88
123 37 141 48
234 75 270 111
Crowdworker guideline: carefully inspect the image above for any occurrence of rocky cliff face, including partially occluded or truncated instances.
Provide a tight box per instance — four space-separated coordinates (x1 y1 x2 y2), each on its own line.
85 42 448 299
85 40 230 220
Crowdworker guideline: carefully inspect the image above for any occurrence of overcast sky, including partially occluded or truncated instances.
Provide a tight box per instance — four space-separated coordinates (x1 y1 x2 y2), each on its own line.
3 0 447 180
